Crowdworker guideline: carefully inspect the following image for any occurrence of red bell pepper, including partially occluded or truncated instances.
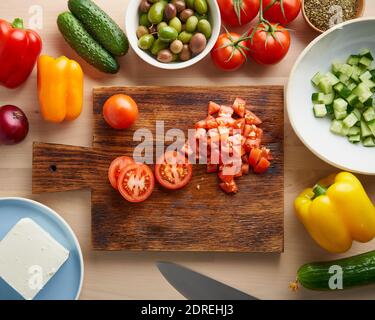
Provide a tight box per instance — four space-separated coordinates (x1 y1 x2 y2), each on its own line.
0 18 42 89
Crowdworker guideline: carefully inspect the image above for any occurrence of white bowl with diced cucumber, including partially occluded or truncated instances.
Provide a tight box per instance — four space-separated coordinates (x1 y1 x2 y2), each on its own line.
287 18 375 175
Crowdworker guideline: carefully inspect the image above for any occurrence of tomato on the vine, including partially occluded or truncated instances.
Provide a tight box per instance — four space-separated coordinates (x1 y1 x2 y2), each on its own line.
262 0 301 25
211 32 250 71
247 22 291 65
217 0 260 27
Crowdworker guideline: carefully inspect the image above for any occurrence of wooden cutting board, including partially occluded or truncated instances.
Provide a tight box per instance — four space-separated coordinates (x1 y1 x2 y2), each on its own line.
32 86 284 252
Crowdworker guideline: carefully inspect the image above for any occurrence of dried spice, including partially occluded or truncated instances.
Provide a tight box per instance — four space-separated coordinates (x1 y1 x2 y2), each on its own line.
304 0 359 31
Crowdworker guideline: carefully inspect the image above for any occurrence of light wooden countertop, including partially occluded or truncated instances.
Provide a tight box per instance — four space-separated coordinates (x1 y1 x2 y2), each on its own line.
1 0 375 300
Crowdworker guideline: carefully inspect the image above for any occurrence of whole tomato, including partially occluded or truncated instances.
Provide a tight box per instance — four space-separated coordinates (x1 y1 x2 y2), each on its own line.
217 0 260 27
247 22 291 64
103 94 139 129
211 32 250 71
262 0 301 25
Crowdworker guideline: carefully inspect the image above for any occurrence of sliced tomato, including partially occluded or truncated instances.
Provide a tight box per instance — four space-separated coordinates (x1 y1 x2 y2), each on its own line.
206 115 219 129
248 148 262 168
218 171 234 183
241 163 250 175
218 105 234 117
254 157 271 173
219 180 238 194
245 110 262 125
244 138 261 151
207 163 218 173
233 118 245 131
216 116 235 127
208 101 221 115
195 119 207 129
117 163 154 203
108 156 135 190
155 151 193 190
232 98 246 117
261 147 273 160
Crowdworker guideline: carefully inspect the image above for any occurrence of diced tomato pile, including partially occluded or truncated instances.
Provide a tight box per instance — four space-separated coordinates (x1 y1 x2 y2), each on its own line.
182 98 272 194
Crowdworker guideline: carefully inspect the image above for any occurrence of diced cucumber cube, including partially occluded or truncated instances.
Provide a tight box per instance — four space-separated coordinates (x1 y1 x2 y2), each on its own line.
333 98 348 112
334 109 347 120
326 103 334 114
311 72 323 86
319 77 333 93
360 49 374 60
360 71 373 82
347 55 360 66
363 107 375 122
323 93 335 105
359 56 372 68
346 94 359 106
339 86 352 99
363 136 375 147
339 64 353 77
343 113 358 127
347 82 357 91
332 62 343 74
361 120 373 138
362 79 375 89
313 104 327 118
334 82 344 93
338 73 350 84
326 72 340 85
367 120 375 136
330 120 343 135
353 83 373 102
364 98 374 107
312 92 325 104
370 69 375 79
352 108 362 121
341 124 350 136
348 135 361 143
348 126 360 135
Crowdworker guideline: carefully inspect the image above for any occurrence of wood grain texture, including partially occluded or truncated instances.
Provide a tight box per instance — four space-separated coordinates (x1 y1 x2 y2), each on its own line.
32 86 284 252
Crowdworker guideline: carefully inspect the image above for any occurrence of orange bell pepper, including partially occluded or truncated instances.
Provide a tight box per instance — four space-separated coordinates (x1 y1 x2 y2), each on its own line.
37 55 83 122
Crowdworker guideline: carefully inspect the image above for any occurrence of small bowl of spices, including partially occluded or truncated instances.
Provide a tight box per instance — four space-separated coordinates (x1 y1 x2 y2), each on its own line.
302 0 365 33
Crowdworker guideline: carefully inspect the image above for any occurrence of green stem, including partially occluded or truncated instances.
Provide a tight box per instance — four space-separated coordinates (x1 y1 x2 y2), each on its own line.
12 18 24 29
313 184 328 198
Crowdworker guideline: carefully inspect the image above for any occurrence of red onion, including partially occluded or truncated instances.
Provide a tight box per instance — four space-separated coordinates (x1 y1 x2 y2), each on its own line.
0 105 29 145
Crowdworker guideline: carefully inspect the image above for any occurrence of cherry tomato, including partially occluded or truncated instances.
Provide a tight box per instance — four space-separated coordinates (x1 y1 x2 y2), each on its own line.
103 94 139 130
211 32 250 71
118 164 154 203
155 151 193 190
263 0 301 25
218 0 260 27
247 23 291 64
108 156 135 189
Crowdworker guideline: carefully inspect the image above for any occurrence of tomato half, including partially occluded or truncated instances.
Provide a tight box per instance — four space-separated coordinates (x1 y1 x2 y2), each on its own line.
108 156 135 189
211 32 250 71
218 0 260 27
247 23 291 65
263 0 301 25
117 164 155 203
103 94 139 130
155 151 193 190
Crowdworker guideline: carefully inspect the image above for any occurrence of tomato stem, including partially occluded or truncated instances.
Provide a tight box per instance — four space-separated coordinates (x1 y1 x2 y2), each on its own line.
11 18 24 29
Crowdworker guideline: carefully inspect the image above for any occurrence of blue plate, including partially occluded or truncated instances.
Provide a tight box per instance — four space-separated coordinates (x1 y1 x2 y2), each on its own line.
0 198 84 300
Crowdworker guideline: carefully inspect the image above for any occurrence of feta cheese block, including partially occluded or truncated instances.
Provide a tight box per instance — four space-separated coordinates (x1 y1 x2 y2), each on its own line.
0 218 70 300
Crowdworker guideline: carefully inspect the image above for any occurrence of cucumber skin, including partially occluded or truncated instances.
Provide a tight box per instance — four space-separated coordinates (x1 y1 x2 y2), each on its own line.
68 0 129 57
298 250 375 290
57 12 119 74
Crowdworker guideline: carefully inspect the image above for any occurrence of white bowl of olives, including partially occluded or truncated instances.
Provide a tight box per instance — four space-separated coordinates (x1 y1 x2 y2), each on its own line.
125 0 221 69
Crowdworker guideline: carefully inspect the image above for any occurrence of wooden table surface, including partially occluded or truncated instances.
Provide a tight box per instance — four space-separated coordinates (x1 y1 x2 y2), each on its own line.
1 0 375 300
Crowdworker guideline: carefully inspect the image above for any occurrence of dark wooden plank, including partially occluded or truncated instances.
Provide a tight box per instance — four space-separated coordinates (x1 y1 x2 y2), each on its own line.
32 86 284 252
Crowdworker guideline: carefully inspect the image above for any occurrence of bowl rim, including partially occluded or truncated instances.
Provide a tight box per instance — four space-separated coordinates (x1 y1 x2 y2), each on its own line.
125 0 221 70
0 197 85 300
286 17 375 175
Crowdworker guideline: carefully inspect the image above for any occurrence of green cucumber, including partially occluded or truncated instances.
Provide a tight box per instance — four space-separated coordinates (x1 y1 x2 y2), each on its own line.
296 250 375 291
57 12 119 73
68 0 128 56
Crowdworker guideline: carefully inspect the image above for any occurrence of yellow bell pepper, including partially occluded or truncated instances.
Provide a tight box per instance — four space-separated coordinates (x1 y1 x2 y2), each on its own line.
37 55 83 123
295 172 375 253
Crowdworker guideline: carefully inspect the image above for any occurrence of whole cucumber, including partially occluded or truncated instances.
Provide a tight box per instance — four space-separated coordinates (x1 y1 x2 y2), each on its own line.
296 250 375 290
68 0 129 56
57 12 119 74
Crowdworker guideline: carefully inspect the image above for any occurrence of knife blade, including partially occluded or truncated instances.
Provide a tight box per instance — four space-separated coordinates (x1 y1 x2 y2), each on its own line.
157 262 258 300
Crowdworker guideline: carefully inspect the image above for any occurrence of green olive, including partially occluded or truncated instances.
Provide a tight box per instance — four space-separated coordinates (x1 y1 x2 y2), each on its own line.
139 13 152 27
151 38 169 55
138 34 155 50
148 1 166 24
136 25 149 39
195 12 208 20
186 0 195 9
197 19 211 39
178 31 193 44
158 26 178 42
170 39 183 54
168 17 182 33
157 21 168 31
194 0 208 14
185 15 198 33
